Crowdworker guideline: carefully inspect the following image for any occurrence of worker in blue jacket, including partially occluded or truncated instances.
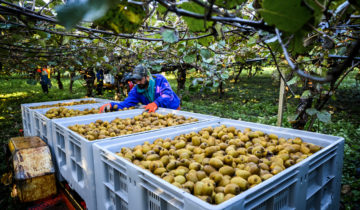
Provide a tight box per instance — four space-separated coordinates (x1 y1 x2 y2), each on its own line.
99 64 180 113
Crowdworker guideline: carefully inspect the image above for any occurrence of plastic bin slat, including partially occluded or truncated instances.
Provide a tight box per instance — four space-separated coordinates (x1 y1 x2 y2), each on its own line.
306 175 335 200
104 182 128 203
140 178 184 209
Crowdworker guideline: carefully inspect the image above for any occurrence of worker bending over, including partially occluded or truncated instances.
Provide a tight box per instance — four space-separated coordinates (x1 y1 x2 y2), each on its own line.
100 65 180 113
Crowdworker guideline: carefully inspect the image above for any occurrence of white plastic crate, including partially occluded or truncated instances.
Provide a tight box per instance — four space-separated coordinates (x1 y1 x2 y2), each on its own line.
52 108 218 210
33 103 121 181
32 103 122 149
92 118 344 210
20 97 111 136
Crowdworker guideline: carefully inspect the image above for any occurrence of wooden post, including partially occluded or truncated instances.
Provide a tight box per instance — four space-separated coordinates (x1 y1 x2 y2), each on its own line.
277 75 286 126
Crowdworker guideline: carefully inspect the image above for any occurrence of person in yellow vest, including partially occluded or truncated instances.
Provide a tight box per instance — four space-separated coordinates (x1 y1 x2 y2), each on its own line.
37 67 51 93
47 66 52 88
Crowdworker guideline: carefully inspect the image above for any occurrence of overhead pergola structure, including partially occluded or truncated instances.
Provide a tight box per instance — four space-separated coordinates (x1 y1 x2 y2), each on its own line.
0 0 359 83
0 0 359 129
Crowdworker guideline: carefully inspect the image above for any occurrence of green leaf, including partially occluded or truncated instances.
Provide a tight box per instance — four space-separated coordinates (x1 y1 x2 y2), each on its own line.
38 40 46 48
198 36 214 47
62 36 70 45
220 72 229 80
214 23 223 39
183 53 196 63
75 59 82 66
287 113 299 123
301 90 311 99
157 4 167 14
151 65 162 72
331 94 336 101
57 1 94 29
287 76 299 85
259 0 312 32
214 0 246 9
103 56 109 62
161 30 179 43
93 2 146 34
200 49 211 60
287 30 309 54
37 31 49 39
317 110 331 123
203 58 213 63
179 2 212 32
306 108 318 116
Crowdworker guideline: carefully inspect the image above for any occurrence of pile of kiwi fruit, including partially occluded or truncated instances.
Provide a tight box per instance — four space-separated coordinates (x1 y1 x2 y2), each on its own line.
45 106 135 119
30 100 97 109
117 125 322 205
68 112 199 141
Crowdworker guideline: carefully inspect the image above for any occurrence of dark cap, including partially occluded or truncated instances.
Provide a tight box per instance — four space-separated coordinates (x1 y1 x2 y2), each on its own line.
131 65 148 81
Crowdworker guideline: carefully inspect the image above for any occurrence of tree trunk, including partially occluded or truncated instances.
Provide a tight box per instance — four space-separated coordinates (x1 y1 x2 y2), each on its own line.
177 68 186 92
248 65 252 77
292 97 313 130
56 70 63 90
69 72 75 93
219 81 224 98
235 66 243 83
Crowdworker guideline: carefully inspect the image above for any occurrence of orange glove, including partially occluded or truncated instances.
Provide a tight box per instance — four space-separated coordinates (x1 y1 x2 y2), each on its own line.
99 103 111 113
145 102 158 113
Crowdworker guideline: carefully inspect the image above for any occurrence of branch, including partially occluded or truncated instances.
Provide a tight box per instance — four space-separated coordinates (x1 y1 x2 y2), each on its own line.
1 21 92 38
91 34 137 54
276 28 332 83
156 0 274 32
38 0 55 14
264 43 295 97
333 61 360 91
191 0 224 16
328 40 360 87
0 3 219 42
307 61 360 131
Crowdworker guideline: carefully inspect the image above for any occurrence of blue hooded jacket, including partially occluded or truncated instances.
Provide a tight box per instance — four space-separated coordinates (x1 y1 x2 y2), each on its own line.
110 74 180 110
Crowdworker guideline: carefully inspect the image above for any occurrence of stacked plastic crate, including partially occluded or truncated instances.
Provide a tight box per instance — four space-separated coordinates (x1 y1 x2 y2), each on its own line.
31 103 118 150
51 108 219 210
21 98 111 137
92 119 344 210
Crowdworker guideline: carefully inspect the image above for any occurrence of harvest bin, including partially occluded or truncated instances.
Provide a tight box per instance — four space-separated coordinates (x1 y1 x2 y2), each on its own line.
32 103 119 150
21 97 111 137
51 108 218 210
32 102 119 181
92 119 344 210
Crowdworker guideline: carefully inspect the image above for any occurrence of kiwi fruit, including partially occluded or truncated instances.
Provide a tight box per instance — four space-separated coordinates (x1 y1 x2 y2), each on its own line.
30 99 98 109
68 113 198 140
116 125 322 205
